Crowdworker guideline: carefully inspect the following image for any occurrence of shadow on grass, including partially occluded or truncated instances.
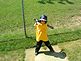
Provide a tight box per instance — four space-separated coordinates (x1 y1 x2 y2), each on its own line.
47 1 54 4
38 1 46 4
48 29 81 45
58 0 74 4
0 36 35 43
0 37 36 51
0 29 81 51
38 0 74 4
38 0 54 4
39 51 66 59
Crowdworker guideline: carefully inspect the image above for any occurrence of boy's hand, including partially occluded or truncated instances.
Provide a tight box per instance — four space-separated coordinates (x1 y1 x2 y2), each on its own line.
47 24 54 29
34 23 37 26
49 26 54 29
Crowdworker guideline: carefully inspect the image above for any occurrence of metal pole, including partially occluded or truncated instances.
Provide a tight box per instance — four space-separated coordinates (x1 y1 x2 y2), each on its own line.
21 0 27 38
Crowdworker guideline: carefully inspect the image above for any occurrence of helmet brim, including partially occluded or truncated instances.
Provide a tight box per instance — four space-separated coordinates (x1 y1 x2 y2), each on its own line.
39 19 46 21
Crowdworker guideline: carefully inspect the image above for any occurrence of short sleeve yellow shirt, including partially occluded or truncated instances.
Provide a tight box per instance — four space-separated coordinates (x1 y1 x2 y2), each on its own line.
35 23 48 42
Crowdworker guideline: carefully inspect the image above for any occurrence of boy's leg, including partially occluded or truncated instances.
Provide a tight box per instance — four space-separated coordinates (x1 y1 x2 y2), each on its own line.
44 41 54 52
35 40 42 55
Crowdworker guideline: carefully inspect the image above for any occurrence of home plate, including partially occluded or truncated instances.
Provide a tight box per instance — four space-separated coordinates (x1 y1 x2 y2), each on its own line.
25 45 69 61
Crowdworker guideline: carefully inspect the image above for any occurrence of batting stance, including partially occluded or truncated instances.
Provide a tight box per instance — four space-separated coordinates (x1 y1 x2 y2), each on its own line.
34 15 55 55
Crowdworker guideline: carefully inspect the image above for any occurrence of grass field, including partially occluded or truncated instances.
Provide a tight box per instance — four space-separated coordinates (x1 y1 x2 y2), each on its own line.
0 0 81 61
0 49 25 61
59 39 81 61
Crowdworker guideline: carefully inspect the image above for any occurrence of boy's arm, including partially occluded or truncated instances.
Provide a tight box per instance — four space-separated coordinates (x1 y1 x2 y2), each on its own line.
34 23 37 26
47 24 54 29
34 23 37 29
34 22 39 26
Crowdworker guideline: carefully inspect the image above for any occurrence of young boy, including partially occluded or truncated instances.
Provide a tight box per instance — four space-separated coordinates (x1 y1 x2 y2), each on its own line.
34 15 54 55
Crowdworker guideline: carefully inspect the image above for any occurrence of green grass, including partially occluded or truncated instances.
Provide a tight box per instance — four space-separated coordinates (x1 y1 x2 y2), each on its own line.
0 0 81 61
0 0 81 38
59 39 81 61
49 29 81 44
0 29 81 51
0 49 25 61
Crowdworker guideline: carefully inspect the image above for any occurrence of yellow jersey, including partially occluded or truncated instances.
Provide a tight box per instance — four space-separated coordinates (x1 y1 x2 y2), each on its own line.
34 23 48 42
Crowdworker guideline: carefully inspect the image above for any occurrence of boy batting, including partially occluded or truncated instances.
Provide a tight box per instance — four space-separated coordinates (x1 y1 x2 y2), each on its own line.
34 15 54 55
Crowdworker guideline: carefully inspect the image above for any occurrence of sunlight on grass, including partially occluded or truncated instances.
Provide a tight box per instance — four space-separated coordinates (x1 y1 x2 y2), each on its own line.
59 39 81 61
0 49 25 61
0 0 81 61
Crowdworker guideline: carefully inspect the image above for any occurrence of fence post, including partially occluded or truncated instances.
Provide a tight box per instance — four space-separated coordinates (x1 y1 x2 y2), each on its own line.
21 0 27 38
